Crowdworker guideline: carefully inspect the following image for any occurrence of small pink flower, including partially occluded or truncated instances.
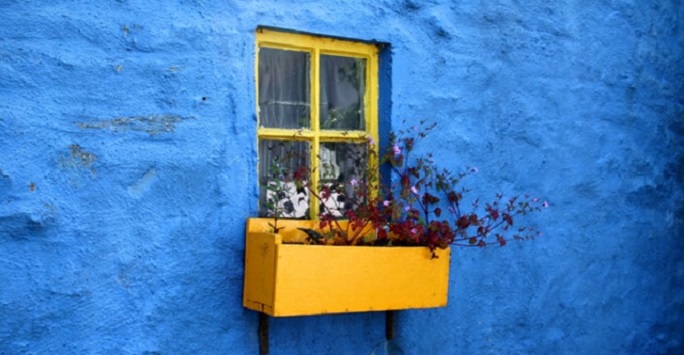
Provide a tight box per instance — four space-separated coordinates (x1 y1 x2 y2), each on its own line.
405 206 411 212
350 179 358 186
368 137 375 146
383 200 390 207
392 144 401 155
410 186 418 194
410 228 417 234
543 201 549 208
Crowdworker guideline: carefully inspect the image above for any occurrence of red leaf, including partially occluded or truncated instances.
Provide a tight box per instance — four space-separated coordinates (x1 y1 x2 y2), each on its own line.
489 208 499 220
448 191 461 203
377 228 388 239
457 216 470 229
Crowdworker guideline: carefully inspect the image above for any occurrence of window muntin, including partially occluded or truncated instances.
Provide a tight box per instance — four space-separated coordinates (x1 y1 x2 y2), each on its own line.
256 28 379 219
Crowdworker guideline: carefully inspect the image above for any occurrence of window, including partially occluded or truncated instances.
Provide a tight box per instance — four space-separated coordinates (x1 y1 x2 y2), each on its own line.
256 28 379 219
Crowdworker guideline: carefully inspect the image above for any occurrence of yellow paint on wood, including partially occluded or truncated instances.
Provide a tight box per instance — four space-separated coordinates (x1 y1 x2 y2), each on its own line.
243 218 451 317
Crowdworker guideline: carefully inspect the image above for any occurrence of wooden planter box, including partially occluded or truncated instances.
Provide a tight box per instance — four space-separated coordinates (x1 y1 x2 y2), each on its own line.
243 218 451 317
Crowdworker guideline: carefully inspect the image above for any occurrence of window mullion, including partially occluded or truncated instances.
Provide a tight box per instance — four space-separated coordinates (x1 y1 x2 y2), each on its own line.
365 53 379 202
311 47 320 133
309 47 321 219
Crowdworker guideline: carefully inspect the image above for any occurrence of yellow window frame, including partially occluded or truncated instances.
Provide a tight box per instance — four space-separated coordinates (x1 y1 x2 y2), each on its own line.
255 28 380 219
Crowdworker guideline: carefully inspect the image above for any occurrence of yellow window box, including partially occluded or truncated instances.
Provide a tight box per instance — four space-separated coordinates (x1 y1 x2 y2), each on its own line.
243 218 451 317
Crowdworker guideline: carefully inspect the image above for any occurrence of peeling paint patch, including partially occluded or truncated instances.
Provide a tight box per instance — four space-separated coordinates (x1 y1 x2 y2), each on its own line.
76 114 191 134
58 144 97 177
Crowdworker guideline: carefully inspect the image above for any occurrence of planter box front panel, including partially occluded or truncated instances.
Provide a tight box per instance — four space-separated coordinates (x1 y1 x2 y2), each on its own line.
243 218 451 317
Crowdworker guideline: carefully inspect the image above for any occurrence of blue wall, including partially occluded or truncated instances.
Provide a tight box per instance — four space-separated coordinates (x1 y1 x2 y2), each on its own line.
1 1 682 354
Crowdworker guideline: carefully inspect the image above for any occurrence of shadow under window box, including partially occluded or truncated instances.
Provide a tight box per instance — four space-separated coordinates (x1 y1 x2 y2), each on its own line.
243 218 451 317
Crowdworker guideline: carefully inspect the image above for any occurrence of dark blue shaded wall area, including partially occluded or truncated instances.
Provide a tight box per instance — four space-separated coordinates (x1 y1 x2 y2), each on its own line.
1 1 682 354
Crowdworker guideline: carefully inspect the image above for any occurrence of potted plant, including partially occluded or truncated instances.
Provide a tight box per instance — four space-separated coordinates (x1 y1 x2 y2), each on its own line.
244 121 548 353
244 121 547 318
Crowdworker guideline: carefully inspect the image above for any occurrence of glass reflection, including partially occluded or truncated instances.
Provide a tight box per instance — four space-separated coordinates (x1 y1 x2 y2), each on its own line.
318 142 368 217
320 55 366 130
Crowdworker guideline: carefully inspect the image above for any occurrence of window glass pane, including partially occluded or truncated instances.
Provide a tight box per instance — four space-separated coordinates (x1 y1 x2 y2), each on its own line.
320 55 366 130
318 142 368 217
259 139 310 218
259 48 310 129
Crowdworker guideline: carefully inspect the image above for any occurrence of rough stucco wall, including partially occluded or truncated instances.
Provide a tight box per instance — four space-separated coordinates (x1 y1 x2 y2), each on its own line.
0 1 682 354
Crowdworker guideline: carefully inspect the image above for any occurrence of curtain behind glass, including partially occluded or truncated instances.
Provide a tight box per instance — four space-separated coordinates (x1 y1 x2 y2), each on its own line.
259 48 311 129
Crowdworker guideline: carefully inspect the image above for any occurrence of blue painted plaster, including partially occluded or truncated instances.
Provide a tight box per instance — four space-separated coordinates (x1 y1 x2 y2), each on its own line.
1 1 682 354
